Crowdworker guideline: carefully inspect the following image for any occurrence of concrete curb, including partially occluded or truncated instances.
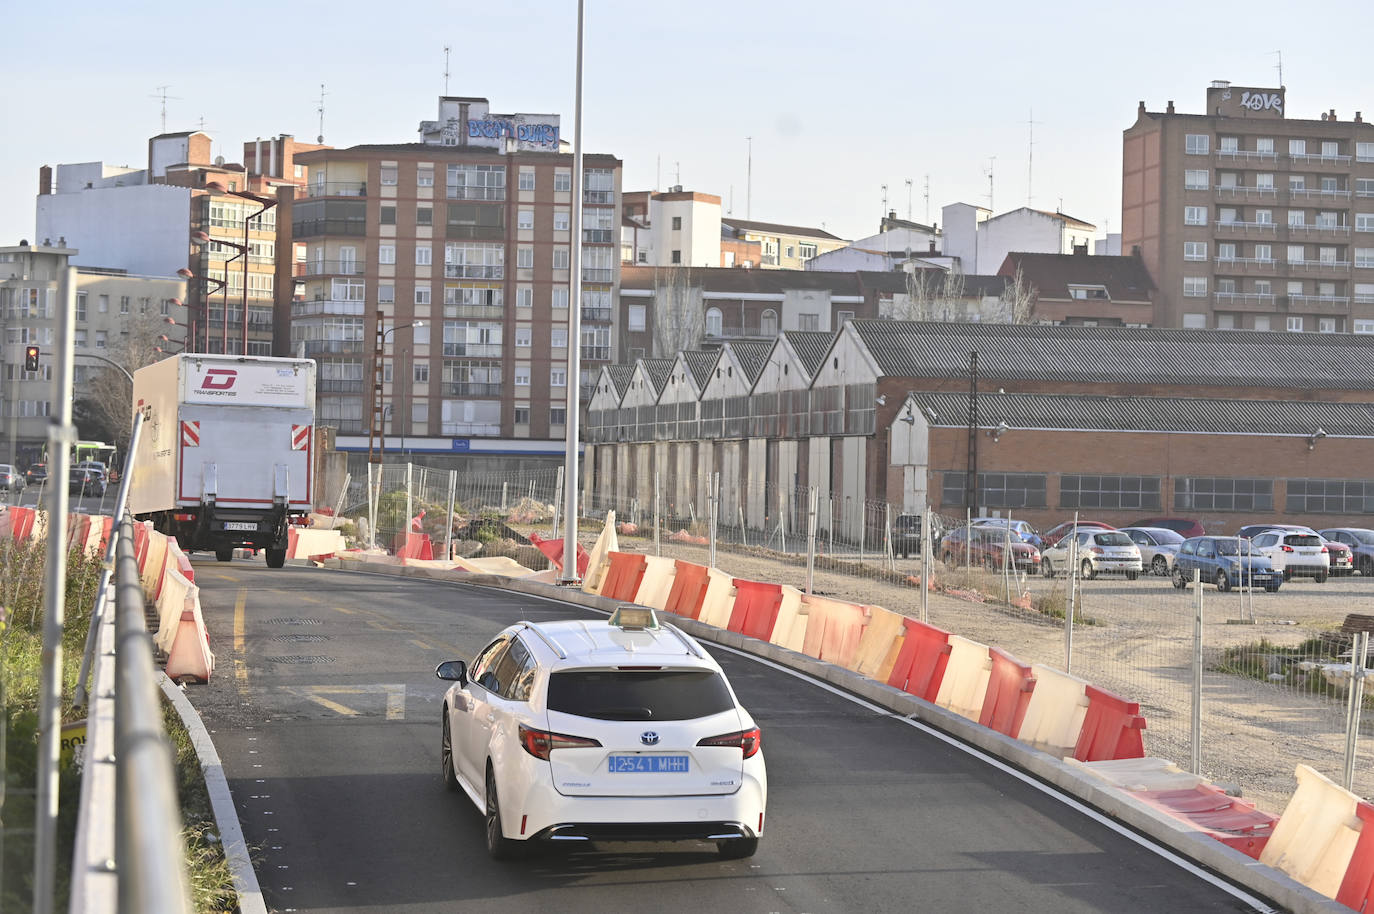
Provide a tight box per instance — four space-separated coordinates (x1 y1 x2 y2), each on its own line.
321 559 1345 912
159 674 268 914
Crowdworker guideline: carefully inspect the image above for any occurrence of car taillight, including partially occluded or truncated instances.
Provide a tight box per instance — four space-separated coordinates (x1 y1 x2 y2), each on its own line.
517 724 601 760
697 727 761 759
1281 545 1294 552
1091 546 1105 555
1321 546 1329 554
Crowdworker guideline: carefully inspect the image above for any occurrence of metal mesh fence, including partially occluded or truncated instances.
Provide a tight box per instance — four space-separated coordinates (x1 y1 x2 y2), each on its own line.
342 461 1374 814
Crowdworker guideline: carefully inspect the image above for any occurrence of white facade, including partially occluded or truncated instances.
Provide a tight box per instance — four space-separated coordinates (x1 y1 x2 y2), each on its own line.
941 202 1096 274
36 173 191 277
1095 233 1122 256
940 203 989 273
646 192 722 268
804 246 893 272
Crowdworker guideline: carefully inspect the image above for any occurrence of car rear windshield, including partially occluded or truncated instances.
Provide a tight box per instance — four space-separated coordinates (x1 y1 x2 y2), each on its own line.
1094 533 1134 546
547 669 735 721
1284 534 1322 547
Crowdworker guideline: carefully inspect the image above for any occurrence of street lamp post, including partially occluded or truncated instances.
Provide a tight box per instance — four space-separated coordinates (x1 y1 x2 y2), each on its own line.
190 230 240 354
178 264 225 354
368 316 424 464
205 182 277 355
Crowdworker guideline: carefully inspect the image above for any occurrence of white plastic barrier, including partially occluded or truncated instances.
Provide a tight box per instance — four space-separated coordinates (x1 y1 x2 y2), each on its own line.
1260 764 1363 898
459 556 538 577
635 556 677 610
851 606 906 680
1071 757 1206 792
140 530 170 599
769 587 809 653
290 528 347 559
696 568 737 629
1019 664 1092 758
935 635 993 721
153 564 195 655
580 512 619 594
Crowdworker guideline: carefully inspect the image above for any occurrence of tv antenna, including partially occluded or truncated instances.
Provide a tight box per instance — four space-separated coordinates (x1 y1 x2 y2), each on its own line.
924 174 930 224
881 183 888 218
1026 108 1042 205
150 85 182 133
316 83 328 144
984 157 996 212
1272 49 1283 86
444 46 451 95
905 178 913 221
745 136 752 220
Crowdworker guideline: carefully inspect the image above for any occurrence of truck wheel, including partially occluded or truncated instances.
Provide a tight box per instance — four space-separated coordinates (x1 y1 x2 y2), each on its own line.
215 547 233 562
265 548 287 569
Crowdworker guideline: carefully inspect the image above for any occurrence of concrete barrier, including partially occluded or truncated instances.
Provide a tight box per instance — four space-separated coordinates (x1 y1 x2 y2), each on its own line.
634 556 677 611
1261 765 1363 899
1020 664 1092 759
935 635 993 721
979 647 1035 738
800 595 868 669
884 618 952 701
851 606 906 681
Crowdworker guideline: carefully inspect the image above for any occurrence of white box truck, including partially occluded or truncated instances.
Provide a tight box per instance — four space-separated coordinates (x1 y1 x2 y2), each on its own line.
129 354 316 567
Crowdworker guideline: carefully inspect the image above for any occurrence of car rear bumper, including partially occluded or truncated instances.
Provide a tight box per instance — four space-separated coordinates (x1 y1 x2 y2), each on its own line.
1090 559 1143 573
534 820 757 843
1284 564 1328 578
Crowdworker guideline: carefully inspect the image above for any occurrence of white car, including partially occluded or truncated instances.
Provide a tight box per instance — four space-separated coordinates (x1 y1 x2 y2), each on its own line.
437 607 767 860
1247 529 1330 582
1042 529 1143 580
1121 526 1186 576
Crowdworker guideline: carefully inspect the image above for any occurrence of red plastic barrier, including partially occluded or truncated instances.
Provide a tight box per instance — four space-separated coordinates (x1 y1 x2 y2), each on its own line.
1074 684 1147 762
9 507 35 541
392 532 434 561
978 647 1036 738
287 526 299 558
174 545 195 584
1338 801 1374 910
1138 786 1276 860
67 513 91 551
96 516 114 553
663 561 710 620
601 552 648 601
728 579 784 641
528 532 590 577
885 618 953 701
133 521 150 570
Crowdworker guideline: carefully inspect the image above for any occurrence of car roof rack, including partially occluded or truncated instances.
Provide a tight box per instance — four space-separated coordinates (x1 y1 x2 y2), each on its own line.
663 623 705 659
519 621 567 659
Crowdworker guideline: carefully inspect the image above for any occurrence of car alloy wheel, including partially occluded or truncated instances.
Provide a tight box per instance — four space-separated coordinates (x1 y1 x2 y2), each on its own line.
441 710 458 791
1172 567 1187 589
1081 559 1096 580
1152 555 1169 576
1215 569 1231 593
485 767 521 860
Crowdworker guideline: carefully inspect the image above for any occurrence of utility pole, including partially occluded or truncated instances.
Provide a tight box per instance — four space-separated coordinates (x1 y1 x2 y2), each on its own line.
965 350 979 515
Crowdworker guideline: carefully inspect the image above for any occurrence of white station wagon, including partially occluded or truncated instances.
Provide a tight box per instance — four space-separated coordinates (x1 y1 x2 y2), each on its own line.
437 607 767 859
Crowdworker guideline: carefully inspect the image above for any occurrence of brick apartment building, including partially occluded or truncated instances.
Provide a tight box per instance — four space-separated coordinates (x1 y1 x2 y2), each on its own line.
1123 81 1374 331
284 97 621 453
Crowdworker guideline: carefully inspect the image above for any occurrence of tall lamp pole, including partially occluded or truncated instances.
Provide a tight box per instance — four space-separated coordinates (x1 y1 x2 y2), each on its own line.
561 0 586 584
206 182 277 355
368 317 423 464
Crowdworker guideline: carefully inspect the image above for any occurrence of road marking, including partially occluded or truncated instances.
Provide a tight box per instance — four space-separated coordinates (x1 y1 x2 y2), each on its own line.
234 588 247 682
207 573 238 581
296 594 322 604
410 638 433 652
301 693 359 717
333 606 356 615
291 684 407 720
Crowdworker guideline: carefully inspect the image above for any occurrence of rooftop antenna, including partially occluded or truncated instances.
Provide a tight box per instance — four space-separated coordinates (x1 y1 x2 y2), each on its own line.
881 183 888 220
444 45 451 95
1273 49 1283 86
985 157 996 212
728 184 733 216
746 136 752 221
675 161 680 185
1026 108 1042 205
150 85 182 133
924 174 930 224
655 154 660 192
905 178 913 221
316 83 328 144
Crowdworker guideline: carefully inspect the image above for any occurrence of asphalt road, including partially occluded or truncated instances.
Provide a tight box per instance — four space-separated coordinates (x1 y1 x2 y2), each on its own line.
184 558 1270 914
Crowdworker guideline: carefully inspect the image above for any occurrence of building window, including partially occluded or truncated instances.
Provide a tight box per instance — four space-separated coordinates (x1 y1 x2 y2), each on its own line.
380 205 396 225
1182 313 1207 329
670 250 681 264
941 472 1048 508
1288 210 1306 227
446 163 506 201
1185 134 1210 155
551 327 568 348
119 296 130 314
1255 173 1274 190
1216 242 1236 261
1184 241 1207 261
515 327 532 347
785 245 795 258
415 286 431 305
1256 138 1275 155
1355 320 1374 334
516 287 533 308
1289 139 1306 156
552 287 568 309
799 243 817 259
416 206 433 226
1255 243 1272 262
1184 205 1207 226
1254 316 1271 331
417 166 434 187
1219 136 1238 153
1060 474 1161 510
1290 175 1306 192
628 304 646 332
554 211 569 232
1287 478 1374 513
518 170 535 191
379 244 395 264
95 330 107 349
554 171 572 192
518 210 534 230
553 248 569 269
1255 209 1272 224
517 247 533 269
705 307 723 337
550 406 567 426
414 363 429 383
671 216 682 230
1319 318 1337 333
1184 169 1209 190
75 292 87 321
1357 214 1374 233
514 366 530 385
1175 477 1273 512
416 245 432 265
1183 276 1207 297
1287 244 1306 263
550 367 566 387
1287 316 1304 332
380 165 398 186
513 406 530 424
798 313 820 331
760 309 778 336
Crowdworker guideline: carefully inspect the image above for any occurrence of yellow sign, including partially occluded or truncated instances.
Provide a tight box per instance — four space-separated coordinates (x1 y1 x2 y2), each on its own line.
60 720 87 769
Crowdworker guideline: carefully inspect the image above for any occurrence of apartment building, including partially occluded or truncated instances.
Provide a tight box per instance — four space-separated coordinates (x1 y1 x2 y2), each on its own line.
721 218 847 269
0 242 185 466
285 97 621 450
1123 81 1374 331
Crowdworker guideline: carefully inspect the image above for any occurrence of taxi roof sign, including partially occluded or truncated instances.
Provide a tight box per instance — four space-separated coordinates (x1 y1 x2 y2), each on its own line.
609 605 658 631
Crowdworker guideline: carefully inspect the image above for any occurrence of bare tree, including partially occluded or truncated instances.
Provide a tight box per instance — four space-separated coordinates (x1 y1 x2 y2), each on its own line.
79 306 181 452
991 263 1037 324
651 263 703 357
894 264 967 321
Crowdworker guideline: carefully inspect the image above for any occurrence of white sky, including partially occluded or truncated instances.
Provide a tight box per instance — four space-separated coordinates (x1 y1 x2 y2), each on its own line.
3 0 1370 263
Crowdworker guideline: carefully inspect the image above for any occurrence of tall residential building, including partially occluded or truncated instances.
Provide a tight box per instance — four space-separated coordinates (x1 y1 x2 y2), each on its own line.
1123 81 1374 331
286 97 621 450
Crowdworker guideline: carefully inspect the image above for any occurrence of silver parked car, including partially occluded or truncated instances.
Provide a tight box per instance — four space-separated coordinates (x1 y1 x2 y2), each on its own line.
1319 528 1374 577
1042 529 1143 580
1121 526 1185 576
0 464 25 492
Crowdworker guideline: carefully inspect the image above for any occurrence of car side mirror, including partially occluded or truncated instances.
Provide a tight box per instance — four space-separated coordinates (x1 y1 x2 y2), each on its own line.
435 660 467 684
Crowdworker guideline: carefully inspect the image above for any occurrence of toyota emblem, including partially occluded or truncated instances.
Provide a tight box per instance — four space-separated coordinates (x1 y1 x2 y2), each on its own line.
640 731 660 746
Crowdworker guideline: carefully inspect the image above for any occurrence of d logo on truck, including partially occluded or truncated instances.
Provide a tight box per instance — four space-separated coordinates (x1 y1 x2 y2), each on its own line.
199 368 238 393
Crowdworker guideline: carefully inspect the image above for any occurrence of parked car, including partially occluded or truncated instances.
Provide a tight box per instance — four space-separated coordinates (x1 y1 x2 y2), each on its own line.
1246 524 1352 576
24 463 46 486
892 513 933 558
69 468 107 497
939 525 1042 572
1247 529 1330 582
1173 536 1281 592
1041 529 1142 580
1120 526 1186 576
971 517 1044 549
1041 520 1116 548
1126 517 1206 539
436 606 766 859
0 464 25 492
1319 528 1374 577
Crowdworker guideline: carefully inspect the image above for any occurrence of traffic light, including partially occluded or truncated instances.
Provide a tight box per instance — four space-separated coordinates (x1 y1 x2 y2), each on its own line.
24 346 39 372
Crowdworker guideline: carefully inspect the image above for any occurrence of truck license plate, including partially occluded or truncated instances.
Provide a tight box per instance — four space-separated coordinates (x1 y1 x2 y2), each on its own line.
223 522 256 531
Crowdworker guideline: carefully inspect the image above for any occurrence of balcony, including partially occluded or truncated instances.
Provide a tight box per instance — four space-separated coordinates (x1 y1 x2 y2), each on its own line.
301 339 366 356
1356 293 1374 304
1289 153 1353 167
1287 294 1351 313
581 268 614 283
441 342 502 358
292 299 365 318
1288 223 1351 237
295 260 366 277
582 228 614 244
1214 149 1279 163
581 306 612 322
1215 185 1277 200
761 254 779 265
446 186 506 201
1213 257 1277 272
318 378 364 393
1213 292 1277 310
292 219 367 238
1214 220 1277 234
444 382 503 397
444 263 504 280
1289 188 1352 201
583 190 614 204
1289 259 1351 272
580 345 611 361
300 181 367 198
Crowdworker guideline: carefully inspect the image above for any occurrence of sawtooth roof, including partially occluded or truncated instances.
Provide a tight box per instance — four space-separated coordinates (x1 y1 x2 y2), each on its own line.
683 350 718 390
906 390 1374 437
782 330 836 377
606 365 635 397
640 358 675 394
728 341 772 383
851 320 1374 390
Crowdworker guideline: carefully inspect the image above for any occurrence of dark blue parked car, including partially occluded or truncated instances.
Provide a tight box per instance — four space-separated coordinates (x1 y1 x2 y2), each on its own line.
1172 536 1281 593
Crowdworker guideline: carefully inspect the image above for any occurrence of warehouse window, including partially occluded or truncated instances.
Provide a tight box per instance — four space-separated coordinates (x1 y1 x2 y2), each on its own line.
1060 475 1161 510
1175 477 1273 512
1286 479 1374 514
941 472 1047 508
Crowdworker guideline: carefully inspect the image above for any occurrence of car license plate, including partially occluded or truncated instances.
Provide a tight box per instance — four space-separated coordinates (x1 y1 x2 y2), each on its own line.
608 755 689 773
223 521 256 531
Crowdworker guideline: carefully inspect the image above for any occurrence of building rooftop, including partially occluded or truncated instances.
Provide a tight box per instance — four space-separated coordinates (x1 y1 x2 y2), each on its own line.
640 358 675 395
781 330 836 378
998 252 1154 300
851 320 1374 391
727 341 772 384
683 350 718 390
294 144 620 163
605 365 635 398
721 218 844 241
621 265 861 295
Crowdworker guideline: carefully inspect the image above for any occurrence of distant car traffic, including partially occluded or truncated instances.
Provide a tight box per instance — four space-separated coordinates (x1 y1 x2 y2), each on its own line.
1042 529 1142 579
0 464 25 492
24 463 46 486
971 517 1044 549
892 514 930 558
1319 528 1374 577
437 607 767 860
1172 536 1281 592
1127 517 1205 539
1121 526 1186 576
69 468 107 498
